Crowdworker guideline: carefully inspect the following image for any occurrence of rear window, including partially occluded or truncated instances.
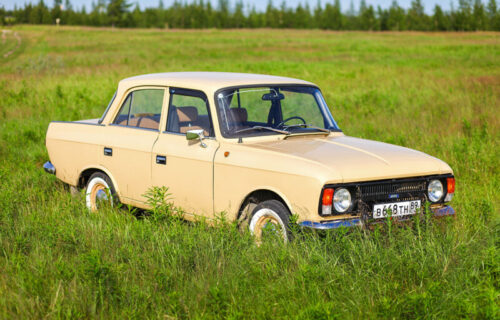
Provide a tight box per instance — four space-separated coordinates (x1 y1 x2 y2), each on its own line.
113 89 165 130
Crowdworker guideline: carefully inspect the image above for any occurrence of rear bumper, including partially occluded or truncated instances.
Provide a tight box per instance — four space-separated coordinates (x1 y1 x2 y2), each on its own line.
299 205 455 230
43 161 56 175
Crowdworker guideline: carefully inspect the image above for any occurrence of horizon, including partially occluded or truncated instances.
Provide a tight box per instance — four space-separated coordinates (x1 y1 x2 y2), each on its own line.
1 0 453 14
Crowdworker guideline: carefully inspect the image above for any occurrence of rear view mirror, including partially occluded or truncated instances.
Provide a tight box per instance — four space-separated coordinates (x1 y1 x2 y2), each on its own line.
262 92 285 101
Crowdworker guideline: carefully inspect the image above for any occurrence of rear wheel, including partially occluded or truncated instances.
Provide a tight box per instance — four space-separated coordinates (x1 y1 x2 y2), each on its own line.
249 200 291 244
85 172 116 211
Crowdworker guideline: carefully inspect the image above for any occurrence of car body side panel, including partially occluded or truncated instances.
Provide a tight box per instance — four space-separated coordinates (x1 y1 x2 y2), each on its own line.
46 122 106 186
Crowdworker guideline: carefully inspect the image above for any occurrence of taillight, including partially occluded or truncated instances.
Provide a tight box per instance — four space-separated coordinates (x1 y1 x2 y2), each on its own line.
322 188 334 215
445 177 455 202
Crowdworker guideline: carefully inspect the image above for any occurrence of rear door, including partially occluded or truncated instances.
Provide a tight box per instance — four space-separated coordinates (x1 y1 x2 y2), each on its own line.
102 87 167 202
151 88 219 218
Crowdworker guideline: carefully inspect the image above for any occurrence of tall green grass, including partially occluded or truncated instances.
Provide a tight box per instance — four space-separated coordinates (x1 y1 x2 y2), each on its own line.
0 26 498 319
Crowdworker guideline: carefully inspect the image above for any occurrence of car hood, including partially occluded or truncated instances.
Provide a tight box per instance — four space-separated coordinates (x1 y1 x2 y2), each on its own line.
247 135 452 183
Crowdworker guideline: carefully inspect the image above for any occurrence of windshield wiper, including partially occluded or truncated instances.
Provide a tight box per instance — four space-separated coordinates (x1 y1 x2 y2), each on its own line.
234 126 290 135
283 123 331 133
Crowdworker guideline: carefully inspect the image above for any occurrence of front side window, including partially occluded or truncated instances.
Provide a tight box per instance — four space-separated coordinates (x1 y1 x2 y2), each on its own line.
113 89 165 130
166 88 214 137
216 86 340 138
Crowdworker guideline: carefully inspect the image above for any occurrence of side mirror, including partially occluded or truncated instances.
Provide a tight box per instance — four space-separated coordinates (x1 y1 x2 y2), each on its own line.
186 129 207 148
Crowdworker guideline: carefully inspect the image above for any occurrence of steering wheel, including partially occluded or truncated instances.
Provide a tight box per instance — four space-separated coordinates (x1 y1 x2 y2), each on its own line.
277 116 306 128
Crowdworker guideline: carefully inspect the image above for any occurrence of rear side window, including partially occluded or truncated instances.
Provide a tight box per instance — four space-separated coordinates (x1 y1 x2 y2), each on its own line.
113 89 165 130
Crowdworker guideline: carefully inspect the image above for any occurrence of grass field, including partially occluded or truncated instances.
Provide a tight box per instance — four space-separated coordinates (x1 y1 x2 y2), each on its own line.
0 26 498 319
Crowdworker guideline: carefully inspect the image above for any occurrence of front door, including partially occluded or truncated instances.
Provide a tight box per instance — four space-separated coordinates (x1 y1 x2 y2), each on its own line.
151 88 219 218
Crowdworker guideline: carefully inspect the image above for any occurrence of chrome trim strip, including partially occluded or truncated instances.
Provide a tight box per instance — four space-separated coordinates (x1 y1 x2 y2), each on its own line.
283 131 331 139
161 131 217 140
43 161 56 175
161 131 189 136
51 121 104 126
299 218 361 230
108 123 160 132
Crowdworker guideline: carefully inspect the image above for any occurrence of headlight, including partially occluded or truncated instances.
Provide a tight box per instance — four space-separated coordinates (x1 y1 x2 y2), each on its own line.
428 180 444 202
333 188 351 212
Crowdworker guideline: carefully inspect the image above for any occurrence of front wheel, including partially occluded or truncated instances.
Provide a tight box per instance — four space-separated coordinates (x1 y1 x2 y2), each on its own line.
85 172 116 211
249 200 291 243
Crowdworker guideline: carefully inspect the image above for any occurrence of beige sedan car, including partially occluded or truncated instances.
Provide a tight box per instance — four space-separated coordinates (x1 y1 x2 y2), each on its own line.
44 72 455 241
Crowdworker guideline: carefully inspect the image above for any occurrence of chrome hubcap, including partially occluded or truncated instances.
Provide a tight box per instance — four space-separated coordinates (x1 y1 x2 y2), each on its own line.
90 184 110 211
262 221 278 233
96 189 109 203
255 215 283 242
249 208 288 244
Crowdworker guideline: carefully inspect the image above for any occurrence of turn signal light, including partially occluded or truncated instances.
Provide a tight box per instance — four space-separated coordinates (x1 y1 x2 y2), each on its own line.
447 177 455 194
322 188 334 205
322 188 334 215
445 177 455 202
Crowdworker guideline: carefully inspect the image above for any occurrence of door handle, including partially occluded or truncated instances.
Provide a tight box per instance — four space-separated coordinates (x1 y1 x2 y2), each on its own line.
104 147 112 156
156 155 166 165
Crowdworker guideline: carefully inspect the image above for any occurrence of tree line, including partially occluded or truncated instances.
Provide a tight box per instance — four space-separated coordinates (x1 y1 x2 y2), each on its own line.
1 0 499 31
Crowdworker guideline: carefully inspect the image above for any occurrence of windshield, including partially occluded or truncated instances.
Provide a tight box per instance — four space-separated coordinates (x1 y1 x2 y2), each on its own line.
215 86 341 138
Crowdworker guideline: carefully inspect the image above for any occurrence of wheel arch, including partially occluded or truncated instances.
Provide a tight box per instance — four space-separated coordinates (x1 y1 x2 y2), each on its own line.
236 187 293 223
78 165 121 197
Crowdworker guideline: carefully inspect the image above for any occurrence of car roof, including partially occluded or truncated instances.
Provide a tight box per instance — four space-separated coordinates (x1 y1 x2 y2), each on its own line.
119 72 317 93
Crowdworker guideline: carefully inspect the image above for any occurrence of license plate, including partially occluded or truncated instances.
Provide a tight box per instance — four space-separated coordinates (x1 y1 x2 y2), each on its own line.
373 200 421 219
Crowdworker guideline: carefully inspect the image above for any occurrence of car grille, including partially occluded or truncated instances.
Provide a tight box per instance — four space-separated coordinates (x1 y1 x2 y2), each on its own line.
359 180 427 202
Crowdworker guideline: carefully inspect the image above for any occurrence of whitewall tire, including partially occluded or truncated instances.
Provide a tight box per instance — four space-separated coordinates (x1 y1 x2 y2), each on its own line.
85 172 116 211
249 199 291 243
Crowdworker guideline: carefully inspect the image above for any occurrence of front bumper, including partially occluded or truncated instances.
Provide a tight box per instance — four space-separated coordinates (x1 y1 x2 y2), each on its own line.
431 205 455 217
43 161 56 175
299 218 362 229
299 205 455 230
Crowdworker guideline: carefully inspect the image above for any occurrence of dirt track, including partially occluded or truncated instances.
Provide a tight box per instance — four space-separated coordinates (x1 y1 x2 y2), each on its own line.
2 30 21 58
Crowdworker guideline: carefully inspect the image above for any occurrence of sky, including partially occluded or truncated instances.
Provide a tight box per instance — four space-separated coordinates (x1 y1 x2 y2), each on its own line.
0 0 454 13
